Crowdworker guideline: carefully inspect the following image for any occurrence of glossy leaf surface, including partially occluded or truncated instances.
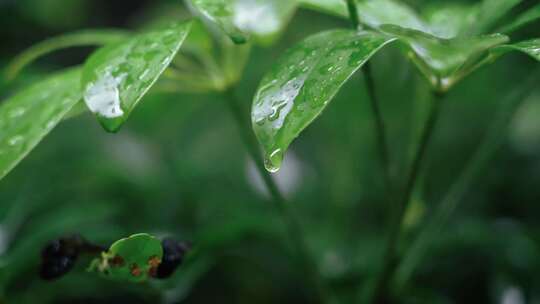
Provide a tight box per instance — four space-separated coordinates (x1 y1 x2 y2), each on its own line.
381 25 509 89
88 233 163 283
0 68 82 180
5 29 129 81
492 39 540 61
188 0 295 44
82 21 192 132
252 30 394 172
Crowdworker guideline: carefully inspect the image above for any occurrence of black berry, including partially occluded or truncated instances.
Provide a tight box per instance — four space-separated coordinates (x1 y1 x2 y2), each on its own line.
155 238 190 279
39 235 82 280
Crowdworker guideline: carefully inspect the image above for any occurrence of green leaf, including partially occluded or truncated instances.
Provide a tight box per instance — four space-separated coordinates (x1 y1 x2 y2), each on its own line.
299 0 347 17
356 0 427 32
421 3 480 38
5 29 130 81
188 0 248 43
0 68 82 180
476 0 523 33
251 29 394 172
499 3 540 33
492 39 540 61
188 0 296 44
380 24 509 90
88 233 163 283
82 21 192 132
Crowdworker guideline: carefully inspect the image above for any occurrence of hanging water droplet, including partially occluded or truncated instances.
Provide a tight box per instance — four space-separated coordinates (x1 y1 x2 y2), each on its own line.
264 148 283 173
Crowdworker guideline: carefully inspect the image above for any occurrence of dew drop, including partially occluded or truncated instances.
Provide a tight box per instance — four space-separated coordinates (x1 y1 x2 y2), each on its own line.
264 148 283 173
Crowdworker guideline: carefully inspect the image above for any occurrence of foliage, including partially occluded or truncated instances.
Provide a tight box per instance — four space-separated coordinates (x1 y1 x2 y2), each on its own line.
0 0 540 303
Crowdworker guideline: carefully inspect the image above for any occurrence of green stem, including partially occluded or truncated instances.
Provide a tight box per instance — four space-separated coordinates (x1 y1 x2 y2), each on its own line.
394 70 540 290
364 62 392 189
223 87 330 304
345 0 360 29
345 0 392 191
371 91 445 303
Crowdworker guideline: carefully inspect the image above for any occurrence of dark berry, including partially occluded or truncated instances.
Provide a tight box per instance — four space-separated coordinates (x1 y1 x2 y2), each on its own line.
155 238 190 279
40 256 76 280
39 236 82 280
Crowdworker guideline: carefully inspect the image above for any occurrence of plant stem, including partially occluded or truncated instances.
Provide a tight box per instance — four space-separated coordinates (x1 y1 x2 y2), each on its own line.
223 87 330 304
364 62 392 189
345 0 392 191
345 0 360 29
371 91 445 303
394 70 540 290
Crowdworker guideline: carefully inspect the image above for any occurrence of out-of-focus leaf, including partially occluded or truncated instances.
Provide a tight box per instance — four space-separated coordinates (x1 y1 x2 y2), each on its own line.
172 20 251 91
381 25 508 90
88 233 163 283
499 3 540 33
188 0 296 45
188 0 248 43
0 68 82 180
491 39 540 61
251 30 394 172
356 0 427 32
421 3 480 38
81 21 192 132
5 30 130 81
299 0 347 17
476 0 523 33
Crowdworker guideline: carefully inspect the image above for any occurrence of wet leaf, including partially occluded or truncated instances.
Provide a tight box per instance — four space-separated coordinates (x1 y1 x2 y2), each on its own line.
0 68 82 180
188 0 296 44
5 29 129 81
498 3 540 33
251 30 394 172
492 39 540 61
88 233 163 283
380 24 508 90
81 21 192 132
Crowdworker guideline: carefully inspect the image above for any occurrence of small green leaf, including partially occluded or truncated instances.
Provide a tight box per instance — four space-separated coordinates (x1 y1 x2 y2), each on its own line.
82 21 192 132
188 0 296 44
88 233 163 283
498 3 540 33
251 30 394 172
492 39 540 61
381 24 509 90
0 68 82 180
5 29 130 81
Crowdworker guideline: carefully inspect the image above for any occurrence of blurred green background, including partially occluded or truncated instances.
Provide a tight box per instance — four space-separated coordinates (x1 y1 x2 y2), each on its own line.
1 0 540 303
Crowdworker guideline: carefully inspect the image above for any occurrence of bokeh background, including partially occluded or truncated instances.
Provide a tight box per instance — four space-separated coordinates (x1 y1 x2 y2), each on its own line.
0 0 539 303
